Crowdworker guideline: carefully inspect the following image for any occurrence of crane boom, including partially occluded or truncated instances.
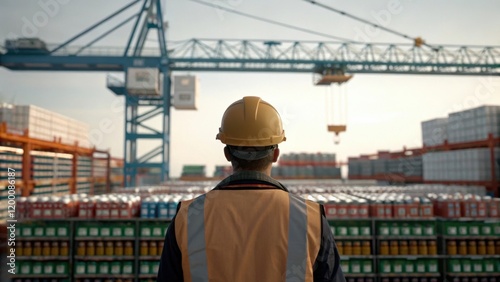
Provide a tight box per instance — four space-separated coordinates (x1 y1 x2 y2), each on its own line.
1 39 499 75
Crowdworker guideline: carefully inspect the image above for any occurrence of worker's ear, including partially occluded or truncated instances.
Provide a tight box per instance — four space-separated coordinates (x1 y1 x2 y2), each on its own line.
224 146 232 162
272 147 280 163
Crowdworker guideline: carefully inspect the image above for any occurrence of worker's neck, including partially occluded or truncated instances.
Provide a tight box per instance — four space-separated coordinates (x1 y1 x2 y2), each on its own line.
233 166 272 177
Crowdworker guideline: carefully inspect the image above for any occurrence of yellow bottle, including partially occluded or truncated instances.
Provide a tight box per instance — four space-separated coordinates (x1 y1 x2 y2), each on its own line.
380 241 389 255
50 241 59 256
352 241 361 256
16 241 23 256
87 241 95 256
96 241 104 256
149 241 158 256
447 240 457 255
105 241 114 256
428 240 437 255
336 241 343 255
33 241 42 256
77 242 86 256
125 241 134 256
60 241 69 256
390 241 399 255
399 241 408 255
140 241 149 256
24 242 32 256
343 241 352 256
361 241 371 255
458 240 467 255
418 240 428 255
409 240 418 255
477 240 486 255
157 241 164 256
115 241 124 256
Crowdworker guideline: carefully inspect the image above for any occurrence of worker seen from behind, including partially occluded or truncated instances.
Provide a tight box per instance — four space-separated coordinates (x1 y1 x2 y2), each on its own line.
158 96 345 282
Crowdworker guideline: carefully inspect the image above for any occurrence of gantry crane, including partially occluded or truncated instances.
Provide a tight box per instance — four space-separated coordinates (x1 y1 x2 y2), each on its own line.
1 0 499 187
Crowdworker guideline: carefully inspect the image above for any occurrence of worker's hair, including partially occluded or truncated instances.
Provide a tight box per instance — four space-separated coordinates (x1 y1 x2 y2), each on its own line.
226 146 276 171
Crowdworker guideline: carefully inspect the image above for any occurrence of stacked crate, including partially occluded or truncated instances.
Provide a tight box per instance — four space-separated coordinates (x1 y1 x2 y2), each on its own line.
31 151 72 196
423 148 500 181
446 106 500 144
421 118 448 147
0 147 23 220
213 165 232 178
0 103 90 147
422 106 500 145
181 165 206 179
276 152 341 179
77 156 92 194
422 105 500 184
93 158 108 194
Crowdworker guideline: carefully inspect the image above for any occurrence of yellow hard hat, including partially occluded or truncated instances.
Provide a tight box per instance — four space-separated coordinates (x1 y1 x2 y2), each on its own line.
216 96 286 147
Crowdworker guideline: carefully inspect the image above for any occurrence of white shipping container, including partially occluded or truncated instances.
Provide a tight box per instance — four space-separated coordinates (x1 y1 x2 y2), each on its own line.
126 68 161 96
173 75 198 110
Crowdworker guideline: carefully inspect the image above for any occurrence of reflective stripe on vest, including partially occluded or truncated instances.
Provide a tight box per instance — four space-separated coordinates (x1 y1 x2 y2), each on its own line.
184 192 310 282
187 194 209 281
286 194 308 281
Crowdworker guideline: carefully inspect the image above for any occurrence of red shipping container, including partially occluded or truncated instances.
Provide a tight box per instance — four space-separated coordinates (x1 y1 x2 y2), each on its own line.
52 199 64 219
358 202 369 218
110 200 120 218
43 199 53 219
16 198 26 219
370 203 386 218
419 203 434 218
393 203 407 218
384 202 393 218
31 198 43 219
461 200 477 218
438 199 461 218
477 201 487 218
78 198 89 218
488 199 500 217
407 202 420 218
87 199 96 218
96 199 110 219
120 200 132 219
337 203 347 218
347 202 359 218
323 204 337 219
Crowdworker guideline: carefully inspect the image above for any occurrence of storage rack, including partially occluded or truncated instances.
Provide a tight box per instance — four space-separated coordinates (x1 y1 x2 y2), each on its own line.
0 122 115 196
348 133 500 197
9 217 500 282
331 218 376 280
0 148 23 220
422 133 500 197
374 218 441 281
348 148 424 184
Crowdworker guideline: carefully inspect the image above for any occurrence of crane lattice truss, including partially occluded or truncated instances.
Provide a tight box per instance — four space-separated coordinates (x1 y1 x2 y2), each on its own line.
2 39 500 74
1 0 499 187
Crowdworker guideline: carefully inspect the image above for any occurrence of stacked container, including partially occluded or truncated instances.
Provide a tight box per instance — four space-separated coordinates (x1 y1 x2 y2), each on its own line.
0 103 90 147
423 148 500 181
213 165 232 178
446 105 500 144
421 117 448 147
276 152 341 179
181 165 206 178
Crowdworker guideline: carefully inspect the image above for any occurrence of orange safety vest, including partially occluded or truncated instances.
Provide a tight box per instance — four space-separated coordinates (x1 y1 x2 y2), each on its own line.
174 188 322 282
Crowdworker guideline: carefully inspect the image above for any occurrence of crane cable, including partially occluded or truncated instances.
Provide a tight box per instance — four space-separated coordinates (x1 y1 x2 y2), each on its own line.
303 0 430 48
187 0 358 43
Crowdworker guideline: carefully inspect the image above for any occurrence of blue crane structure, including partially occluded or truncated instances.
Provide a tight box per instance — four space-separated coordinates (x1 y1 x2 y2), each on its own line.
1 0 500 187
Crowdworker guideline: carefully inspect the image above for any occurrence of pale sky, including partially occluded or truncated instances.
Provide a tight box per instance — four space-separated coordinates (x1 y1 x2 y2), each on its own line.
1 0 500 178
